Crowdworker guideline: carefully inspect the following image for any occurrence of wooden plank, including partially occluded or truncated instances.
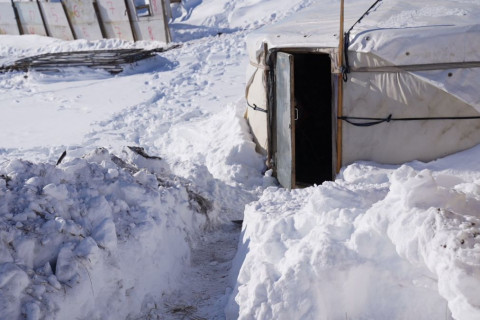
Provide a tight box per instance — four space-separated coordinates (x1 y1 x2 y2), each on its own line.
336 0 344 173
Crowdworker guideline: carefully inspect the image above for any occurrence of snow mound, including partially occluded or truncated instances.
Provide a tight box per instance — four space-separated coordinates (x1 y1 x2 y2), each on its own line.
227 148 480 320
0 147 213 320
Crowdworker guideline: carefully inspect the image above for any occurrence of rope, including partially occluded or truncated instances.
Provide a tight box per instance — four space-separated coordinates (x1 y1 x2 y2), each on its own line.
247 102 267 113
245 44 269 114
245 66 268 114
346 0 383 35
342 0 383 81
339 114 391 127
249 60 270 70
339 114 480 127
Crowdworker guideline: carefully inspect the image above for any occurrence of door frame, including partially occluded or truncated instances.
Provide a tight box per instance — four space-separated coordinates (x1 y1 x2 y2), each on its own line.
272 49 337 188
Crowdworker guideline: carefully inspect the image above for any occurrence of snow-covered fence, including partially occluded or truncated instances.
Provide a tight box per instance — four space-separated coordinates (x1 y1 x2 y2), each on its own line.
126 0 171 42
96 0 135 41
0 3 20 35
14 1 47 36
38 2 74 40
61 0 104 40
0 0 172 43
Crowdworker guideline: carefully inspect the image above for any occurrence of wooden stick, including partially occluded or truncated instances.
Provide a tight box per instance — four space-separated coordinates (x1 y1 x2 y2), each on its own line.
336 0 345 174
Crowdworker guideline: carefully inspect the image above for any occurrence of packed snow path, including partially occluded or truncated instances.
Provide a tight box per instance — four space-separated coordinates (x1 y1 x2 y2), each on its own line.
143 222 242 320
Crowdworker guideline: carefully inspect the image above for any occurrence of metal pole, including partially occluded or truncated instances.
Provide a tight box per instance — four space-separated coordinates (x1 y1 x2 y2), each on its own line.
336 0 345 174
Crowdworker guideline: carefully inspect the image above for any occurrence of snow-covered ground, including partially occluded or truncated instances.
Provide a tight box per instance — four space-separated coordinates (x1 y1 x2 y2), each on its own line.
1 0 480 319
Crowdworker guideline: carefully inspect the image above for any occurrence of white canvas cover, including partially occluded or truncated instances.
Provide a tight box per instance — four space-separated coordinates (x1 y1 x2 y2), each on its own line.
0 3 20 35
245 0 480 166
342 71 480 165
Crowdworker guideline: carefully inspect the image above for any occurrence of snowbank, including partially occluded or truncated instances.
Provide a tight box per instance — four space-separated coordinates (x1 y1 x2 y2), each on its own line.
227 147 480 320
0 147 211 319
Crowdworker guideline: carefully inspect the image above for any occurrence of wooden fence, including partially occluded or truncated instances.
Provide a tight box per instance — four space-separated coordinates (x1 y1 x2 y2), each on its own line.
0 0 171 42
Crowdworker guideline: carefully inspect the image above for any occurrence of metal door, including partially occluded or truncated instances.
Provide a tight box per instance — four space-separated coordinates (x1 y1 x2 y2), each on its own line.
275 52 295 189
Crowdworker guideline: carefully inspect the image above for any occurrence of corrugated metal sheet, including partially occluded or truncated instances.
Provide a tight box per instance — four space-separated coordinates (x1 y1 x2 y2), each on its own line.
62 0 103 40
0 46 179 74
127 0 170 42
96 0 134 41
0 3 20 35
39 2 74 40
15 2 47 36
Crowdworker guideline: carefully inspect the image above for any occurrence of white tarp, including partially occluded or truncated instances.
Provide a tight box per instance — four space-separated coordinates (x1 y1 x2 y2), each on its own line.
15 2 47 36
96 0 134 41
413 68 480 112
0 3 19 35
342 71 480 166
62 0 103 40
39 2 74 41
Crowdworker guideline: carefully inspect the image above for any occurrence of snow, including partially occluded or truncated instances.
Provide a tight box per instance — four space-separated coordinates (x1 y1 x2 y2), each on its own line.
0 147 209 319
227 151 480 320
1 0 480 319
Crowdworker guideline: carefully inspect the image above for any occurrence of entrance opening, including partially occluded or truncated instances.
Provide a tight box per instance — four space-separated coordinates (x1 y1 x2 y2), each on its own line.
293 53 333 186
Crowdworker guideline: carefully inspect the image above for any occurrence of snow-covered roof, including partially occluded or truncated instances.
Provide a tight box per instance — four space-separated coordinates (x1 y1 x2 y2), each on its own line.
246 1 368 56
246 0 480 109
247 0 480 66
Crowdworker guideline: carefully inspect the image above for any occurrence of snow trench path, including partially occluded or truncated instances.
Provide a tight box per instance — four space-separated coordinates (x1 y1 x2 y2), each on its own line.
144 222 242 320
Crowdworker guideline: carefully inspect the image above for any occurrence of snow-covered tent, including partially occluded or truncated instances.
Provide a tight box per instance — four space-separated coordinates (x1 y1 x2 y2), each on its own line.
245 0 480 188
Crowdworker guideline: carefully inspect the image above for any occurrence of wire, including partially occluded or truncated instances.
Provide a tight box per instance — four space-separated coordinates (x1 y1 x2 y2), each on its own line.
247 102 267 113
342 0 383 81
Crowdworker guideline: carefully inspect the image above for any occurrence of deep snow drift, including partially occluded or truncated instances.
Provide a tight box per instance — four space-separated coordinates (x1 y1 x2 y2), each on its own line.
226 149 480 319
1 0 480 319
